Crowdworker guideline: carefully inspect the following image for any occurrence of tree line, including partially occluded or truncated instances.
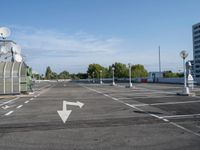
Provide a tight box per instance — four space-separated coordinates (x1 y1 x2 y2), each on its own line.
87 62 148 78
32 62 183 80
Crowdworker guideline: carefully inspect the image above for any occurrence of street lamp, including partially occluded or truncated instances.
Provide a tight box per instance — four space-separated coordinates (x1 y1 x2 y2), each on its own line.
100 70 103 84
128 63 133 88
87 73 89 83
112 67 115 86
180 50 190 95
92 72 95 83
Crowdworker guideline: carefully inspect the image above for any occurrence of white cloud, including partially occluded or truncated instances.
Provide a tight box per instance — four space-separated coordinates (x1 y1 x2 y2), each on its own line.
7 25 188 74
9 25 123 73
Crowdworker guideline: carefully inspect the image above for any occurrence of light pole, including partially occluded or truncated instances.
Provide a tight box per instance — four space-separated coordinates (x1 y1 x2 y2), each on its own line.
87 73 89 83
100 70 103 84
128 63 133 87
112 67 115 86
92 72 95 83
180 50 190 95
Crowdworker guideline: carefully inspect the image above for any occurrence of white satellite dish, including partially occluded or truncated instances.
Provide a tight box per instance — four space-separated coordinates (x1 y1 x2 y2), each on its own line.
14 54 22 62
0 27 11 39
12 44 21 54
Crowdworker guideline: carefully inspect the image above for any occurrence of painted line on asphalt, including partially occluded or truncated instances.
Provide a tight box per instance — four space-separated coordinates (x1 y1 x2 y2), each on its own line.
30 98 34 101
132 100 200 107
0 97 20 107
169 122 200 137
16 105 23 109
24 100 29 104
163 119 169 122
83 85 200 137
4 110 14 116
103 94 109 97
161 113 200 119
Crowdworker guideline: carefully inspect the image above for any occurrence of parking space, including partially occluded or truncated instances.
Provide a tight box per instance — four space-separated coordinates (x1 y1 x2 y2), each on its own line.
0 81 200 149
81 83 200 137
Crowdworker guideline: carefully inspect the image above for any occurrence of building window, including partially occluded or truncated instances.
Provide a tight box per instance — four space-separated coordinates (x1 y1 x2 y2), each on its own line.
194 45 200 49
194 35 200 39
195 50 200 54
194 40 200 44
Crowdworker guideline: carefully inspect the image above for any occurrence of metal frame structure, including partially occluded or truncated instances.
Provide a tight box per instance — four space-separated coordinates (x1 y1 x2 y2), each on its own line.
0 61 32 94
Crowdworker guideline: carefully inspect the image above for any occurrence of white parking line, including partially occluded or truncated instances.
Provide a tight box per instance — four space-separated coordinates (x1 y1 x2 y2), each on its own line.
169 122 200 137
161 113 200 119
103 94 109 97
4 110 14 116
24 101 29 104
83 85 200 137
16 105 23 109
30 98 34 101
133 99 200 107
0 97 19 107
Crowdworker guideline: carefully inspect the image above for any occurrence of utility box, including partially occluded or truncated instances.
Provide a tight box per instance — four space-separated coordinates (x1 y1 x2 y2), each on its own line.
0 61 32 95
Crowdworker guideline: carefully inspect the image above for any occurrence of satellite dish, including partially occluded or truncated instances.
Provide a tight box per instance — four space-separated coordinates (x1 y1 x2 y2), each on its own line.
14 54 22 62
12 44 21 54
0 27 11 39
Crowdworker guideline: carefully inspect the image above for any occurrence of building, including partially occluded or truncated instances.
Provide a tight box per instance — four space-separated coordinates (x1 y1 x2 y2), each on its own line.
193 22 200 81
0 61 33 94
148 72 163 82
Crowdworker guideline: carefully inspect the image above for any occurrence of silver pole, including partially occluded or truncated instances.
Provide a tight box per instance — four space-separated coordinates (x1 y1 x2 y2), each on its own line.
100 70 102 84
92 72 95 83
183 58 187 88
113 70 114 83
128 63 132 87
112 67 115 85
159 46 161 73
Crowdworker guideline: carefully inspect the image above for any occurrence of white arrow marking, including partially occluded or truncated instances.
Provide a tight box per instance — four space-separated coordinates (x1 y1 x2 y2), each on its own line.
2 105 15 110
57 101 84 123
2 105 10 110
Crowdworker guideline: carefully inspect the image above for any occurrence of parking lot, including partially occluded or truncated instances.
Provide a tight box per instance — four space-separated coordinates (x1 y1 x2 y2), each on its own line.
0 81 200 150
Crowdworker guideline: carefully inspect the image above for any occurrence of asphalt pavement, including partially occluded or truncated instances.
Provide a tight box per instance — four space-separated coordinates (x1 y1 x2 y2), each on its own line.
0 81 200 150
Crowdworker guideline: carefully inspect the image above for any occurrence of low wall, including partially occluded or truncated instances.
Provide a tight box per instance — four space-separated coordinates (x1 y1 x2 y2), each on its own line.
157 77 184 84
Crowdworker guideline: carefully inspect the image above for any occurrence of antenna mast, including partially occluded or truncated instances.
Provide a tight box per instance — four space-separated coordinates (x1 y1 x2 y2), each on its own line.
159 46 161 73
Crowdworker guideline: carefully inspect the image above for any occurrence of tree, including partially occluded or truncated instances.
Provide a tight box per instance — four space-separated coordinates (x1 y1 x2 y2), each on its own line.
58 71 70 79
51 72 58 79
87 64 108 78
45 66 53 79
111 62 128 78
163 70 183 78
76 73 88 79
131 64 148 78
32 73 41 80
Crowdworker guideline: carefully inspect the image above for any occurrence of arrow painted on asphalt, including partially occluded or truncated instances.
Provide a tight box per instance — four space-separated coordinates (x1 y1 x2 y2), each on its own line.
57 101 84 123
2 105 13 110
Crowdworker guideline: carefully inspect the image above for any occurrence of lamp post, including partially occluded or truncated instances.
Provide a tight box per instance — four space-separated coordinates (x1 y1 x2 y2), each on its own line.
112 67 115 86
180 50 189 95
128 63 132 87
100 70 103 84
92 72 95 83
87 73 89 83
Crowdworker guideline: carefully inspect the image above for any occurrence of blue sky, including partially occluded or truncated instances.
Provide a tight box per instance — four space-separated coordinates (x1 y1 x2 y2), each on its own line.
0 0 199 74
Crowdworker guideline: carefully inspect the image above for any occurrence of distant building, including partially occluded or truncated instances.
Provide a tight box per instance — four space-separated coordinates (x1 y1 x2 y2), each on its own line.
148 72 163 82
193 22 200 81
